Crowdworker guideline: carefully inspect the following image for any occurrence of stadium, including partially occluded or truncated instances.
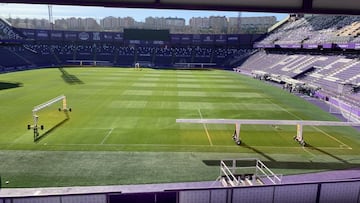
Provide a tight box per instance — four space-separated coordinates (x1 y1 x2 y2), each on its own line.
0 0 360 203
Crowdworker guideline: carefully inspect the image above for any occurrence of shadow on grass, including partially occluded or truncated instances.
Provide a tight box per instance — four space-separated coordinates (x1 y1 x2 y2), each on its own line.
203 159 360 170
241 142 276 162
305 143 349 164
203 142 360 170
35 111 70 143
0 82 23 90
59 68 84 85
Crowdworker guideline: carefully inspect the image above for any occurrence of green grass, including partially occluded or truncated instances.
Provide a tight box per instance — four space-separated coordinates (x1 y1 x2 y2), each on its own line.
0 67 359 188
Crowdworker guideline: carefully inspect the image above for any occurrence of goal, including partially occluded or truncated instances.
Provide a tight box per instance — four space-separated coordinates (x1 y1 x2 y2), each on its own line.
27 95 71 142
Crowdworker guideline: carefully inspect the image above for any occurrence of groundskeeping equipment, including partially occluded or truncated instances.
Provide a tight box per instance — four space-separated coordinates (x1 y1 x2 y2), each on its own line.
27 95 71 142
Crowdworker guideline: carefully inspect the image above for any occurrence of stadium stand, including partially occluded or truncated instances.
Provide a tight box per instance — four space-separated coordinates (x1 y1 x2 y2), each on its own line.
255 15 360 47
236 14 360 122
0 15 358 118
236 49 359 108
1 0 360 199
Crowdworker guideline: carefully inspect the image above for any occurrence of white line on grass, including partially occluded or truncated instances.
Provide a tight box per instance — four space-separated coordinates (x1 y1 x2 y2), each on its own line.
198 109 213 146
67 127 113 130
265 98 352 149
100 128 114 144
302 146 316 157
312 127 352 149
11 133 28 144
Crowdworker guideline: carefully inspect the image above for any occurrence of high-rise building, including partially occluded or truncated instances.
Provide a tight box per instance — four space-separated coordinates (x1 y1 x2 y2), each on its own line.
119 17 135 28
228 16 277 33
101 16 119 30
165 17 185 27
209 16 228 34
189 17 210 29
81 18 100 31
145 17 166 29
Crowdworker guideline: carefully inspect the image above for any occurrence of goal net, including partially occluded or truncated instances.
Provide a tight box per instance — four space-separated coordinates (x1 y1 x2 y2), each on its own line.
329 97 359 122
28 95 71 142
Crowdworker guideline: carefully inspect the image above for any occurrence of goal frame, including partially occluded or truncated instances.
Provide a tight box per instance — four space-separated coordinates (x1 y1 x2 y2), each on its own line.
176 118 360 146
29 95 70 141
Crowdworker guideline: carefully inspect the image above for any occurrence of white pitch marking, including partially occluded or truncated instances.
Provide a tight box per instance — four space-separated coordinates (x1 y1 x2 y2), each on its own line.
12 133 28 144
313 127 352 149
198 109 213 146
33 191 41 195
266 98 352 149
101 128 114 144
302 146 316 157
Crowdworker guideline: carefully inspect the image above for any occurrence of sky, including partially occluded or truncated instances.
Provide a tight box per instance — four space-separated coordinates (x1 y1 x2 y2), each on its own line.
0 3 288 23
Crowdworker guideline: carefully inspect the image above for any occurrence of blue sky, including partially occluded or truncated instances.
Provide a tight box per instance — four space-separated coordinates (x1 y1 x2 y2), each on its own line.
0 3 288 23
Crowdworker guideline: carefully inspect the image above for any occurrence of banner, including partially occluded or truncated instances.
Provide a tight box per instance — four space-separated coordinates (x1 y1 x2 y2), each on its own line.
170 34 181 44
335 43 350 49
239 34 252 45
322 43 333 49
113 32 123 42
347 43 355 49
153 40 165 45
303 44 319 49
180 34 192 44
50 31 63 40
64 31 77 41
214 35 226 44
92 32 101 41
253 43 275 48
103 32 113 41
36 30 49 40
201 35 214 44
20 29 36 40
227 34 239 44
78 32 90 41
278 44 301 48
192 34 201 44
355 43 360 50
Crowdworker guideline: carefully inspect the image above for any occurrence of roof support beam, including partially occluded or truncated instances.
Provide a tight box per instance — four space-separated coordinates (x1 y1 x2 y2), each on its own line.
302 0 313 10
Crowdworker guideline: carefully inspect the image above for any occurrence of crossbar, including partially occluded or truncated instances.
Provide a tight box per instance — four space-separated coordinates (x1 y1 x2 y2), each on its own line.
30 95 68 142
33 95 66 113
176 119 360 127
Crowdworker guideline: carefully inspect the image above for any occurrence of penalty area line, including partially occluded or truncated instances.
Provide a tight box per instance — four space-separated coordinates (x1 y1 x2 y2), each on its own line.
198 109 213 146
313 127 352 150
302 146 316 157
100 128 114 144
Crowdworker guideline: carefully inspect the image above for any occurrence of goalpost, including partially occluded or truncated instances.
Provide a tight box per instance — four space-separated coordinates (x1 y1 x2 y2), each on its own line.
27 95 71 142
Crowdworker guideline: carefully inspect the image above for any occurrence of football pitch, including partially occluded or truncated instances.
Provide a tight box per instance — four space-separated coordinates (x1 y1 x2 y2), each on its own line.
0 67 359 188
